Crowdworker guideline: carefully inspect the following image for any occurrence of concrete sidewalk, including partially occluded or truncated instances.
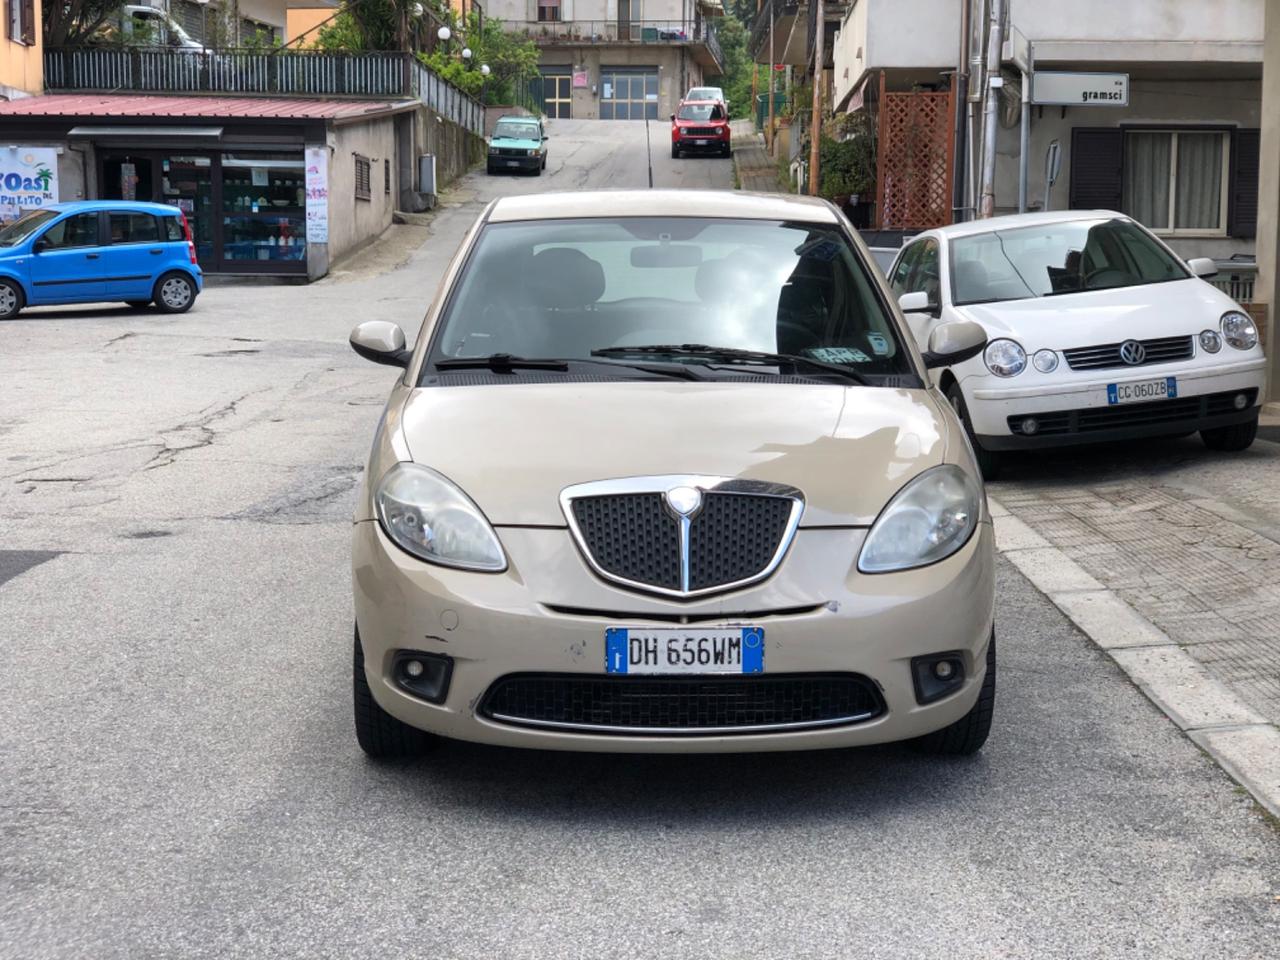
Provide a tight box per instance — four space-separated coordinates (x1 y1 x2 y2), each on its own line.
731 120 782 193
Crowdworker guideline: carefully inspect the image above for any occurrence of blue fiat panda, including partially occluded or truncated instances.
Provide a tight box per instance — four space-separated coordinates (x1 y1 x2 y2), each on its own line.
0 200 204 319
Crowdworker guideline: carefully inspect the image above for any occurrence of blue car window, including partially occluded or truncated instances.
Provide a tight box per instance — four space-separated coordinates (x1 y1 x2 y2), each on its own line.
109 213 161 244
40 213 99 250
163 217 184 242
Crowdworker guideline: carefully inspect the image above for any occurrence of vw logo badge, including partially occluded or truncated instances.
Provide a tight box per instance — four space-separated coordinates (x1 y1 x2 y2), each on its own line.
665 486 702 516
1119 339 1146 365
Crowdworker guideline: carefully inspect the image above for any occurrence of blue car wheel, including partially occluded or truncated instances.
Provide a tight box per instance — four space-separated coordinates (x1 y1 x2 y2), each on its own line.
0 278 23 320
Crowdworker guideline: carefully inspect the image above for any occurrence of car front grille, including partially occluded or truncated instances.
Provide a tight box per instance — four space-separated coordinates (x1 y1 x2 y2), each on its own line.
568 486 800 598
494 147 527 157
479 673 886 735
682 127 720 136
1062 335 1194 370
1007 388 1257 437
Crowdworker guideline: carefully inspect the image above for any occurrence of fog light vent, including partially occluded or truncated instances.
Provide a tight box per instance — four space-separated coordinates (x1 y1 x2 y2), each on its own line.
1020 417 1039 435
911 653 966 705
393 651 453 704
1234 393 1249 411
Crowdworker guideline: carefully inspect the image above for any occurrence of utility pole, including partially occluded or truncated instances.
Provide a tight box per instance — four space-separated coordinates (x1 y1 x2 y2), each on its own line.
978 0 1005 218
767 1 776 149
808 0 824 196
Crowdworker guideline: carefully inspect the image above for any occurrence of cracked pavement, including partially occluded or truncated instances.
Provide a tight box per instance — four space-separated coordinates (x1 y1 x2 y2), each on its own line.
2 121 1278 958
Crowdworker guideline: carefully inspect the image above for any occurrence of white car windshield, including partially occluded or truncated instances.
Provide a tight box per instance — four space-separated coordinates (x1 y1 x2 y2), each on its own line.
950 218 1190 306
429 217 914 382
493 121 540 140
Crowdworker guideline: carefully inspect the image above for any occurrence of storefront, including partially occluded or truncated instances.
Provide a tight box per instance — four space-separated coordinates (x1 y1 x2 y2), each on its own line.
0 94 415 280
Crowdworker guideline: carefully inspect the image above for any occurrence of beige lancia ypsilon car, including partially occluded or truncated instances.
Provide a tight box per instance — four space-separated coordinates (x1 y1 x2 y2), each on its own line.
348 190 996 759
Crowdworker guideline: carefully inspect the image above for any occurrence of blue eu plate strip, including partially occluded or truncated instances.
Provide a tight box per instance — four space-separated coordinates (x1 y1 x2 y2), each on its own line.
605 628 628 674
742 628 764 674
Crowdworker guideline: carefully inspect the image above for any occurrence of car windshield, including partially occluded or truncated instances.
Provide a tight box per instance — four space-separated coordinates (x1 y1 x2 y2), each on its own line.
688 88 721 100
493 121 540 140
677 104 723 121
427 217 914 383
0 209 57 247
950 217 1190 305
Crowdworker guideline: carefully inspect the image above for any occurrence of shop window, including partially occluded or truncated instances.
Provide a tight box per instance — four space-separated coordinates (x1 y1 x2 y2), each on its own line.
537 0 561 23
9 0 35 45
220 152 306 266
355 154 371 201
108 213 161 245
384 158 391 195
1122 131 1229 236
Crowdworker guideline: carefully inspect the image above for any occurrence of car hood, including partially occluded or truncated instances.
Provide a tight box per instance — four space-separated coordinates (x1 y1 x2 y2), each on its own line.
956 278 1232 349
398 382 950 527
490 137 541 149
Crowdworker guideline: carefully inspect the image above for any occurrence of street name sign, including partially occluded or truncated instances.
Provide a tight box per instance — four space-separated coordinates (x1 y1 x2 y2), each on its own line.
1032 71 1129 106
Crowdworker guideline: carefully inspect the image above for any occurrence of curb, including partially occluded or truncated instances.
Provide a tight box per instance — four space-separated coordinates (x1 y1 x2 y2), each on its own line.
990 496 1280 821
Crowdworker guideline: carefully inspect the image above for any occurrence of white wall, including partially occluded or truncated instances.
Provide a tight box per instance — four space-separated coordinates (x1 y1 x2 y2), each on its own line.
1011 0 1261 48
833 0 958 107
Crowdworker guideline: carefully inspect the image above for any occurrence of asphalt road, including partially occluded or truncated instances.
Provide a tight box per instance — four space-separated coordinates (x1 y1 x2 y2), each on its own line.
2 120 1278 959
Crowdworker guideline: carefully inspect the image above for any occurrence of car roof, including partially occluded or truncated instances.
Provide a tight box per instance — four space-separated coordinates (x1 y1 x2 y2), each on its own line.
495 115 539 122
45 199 184 215
932 209 1126 240
679 100 721 107
488 190 839 224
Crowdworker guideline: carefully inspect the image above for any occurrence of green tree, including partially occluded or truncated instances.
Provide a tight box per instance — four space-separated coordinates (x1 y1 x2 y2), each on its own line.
44 0 126 46
706 15 754 120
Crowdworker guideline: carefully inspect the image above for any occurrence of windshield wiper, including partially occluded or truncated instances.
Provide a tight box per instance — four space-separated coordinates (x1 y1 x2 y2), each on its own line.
592 343 870 385
436 353 569 372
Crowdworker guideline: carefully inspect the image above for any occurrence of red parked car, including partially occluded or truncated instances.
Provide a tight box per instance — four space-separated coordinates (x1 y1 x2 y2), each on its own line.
670 100 731 159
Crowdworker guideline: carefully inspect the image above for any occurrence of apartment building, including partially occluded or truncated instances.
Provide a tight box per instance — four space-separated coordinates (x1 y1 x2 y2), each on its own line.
1 0 41 99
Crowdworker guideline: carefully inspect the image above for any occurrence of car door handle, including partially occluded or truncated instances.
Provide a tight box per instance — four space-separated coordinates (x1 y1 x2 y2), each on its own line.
85 253 100 259
149 248 164 255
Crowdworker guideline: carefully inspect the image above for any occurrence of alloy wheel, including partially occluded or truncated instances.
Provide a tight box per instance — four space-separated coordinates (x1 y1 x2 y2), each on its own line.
160 277 192 310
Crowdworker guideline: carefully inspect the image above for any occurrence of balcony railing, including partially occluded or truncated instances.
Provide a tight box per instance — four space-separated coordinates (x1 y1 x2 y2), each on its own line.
514 19 722 66
43 47 485 135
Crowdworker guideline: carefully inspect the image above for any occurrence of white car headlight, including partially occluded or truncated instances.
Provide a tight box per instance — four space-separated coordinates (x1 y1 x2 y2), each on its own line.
1032 349 1059 373
1199 329 1222 353
527 149 540 157
984 339 1026 377
858 465 982 574
1220 311 1258 350
375 463 506 571
488 146 499 154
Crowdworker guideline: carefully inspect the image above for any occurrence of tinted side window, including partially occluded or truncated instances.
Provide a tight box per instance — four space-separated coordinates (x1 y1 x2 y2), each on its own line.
163 217 185 241
109 213 161 244
889 243 921 295
908 239 941 302
40 214 99 250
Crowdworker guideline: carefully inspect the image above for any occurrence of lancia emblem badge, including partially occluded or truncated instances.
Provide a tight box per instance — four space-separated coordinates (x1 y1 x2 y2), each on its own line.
665 486 702 516
1119 339 1146 365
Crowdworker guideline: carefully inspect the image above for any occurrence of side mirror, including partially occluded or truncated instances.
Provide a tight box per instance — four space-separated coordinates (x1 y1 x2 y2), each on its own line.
32 238 47 253
921 320 987 369
898 291 937 315
670 114 676 122
1187 257 1218 279
542 134 549 141
350 321 411 368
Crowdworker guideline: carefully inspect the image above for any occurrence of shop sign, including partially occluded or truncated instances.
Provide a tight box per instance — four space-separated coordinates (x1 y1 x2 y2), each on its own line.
0 147 58 222
572 69 589 88
1032 71 1129 107
304 146 328 244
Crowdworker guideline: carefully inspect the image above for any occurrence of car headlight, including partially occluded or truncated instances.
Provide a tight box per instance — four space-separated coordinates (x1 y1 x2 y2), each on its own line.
984 339 1026 377
527 149 539 157
1032 349 1059 373
858 465 982 574
1220 311 1258 350
1199 329 1222 353
375 463 506 571
488 146 499 154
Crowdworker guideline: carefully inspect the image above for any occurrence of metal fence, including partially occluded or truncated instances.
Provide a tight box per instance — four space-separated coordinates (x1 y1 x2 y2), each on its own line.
1208 260 1258 304
513 19 723 69
44 47 484 136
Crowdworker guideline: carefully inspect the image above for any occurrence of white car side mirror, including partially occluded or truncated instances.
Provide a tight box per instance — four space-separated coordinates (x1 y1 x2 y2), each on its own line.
898 291 936 314
1187 257 1218 279
350 321 410 368
922 320 987 370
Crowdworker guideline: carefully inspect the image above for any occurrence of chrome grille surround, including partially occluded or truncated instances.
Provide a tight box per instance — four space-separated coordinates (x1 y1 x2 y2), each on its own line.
560 476 805 600
1062 335 1194 371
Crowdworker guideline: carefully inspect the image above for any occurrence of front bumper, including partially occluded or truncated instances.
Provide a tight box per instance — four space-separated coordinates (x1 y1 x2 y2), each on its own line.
965 356 1266 448
352 519 995 753
674 136 730 152
488 154 540 170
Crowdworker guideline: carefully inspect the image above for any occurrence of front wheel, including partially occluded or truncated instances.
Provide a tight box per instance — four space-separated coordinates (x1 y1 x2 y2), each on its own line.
946 383 1002 480
1201 413 1258 452
0 278 25 319
671 145 679 159
153 272 196 314
722 144 732 158
912 634 996 756
353 627 435 759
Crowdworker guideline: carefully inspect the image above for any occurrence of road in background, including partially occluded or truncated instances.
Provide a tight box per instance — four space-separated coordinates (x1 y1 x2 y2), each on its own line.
2 121 1278 958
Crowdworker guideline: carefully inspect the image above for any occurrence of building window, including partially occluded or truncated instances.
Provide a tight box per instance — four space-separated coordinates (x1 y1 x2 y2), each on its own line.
9 0 35 45
537 0 561 23
1122 130 1229 236
384 158 391 195
354 154 371 201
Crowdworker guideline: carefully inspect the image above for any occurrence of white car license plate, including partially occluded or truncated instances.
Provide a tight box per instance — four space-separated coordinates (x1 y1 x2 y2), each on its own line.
695 139 709 146
605 627 763 675
1107 377 1177 405
505 160 520 167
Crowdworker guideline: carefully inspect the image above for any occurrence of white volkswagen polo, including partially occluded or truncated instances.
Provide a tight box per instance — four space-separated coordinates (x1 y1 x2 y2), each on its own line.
886 211 1266 477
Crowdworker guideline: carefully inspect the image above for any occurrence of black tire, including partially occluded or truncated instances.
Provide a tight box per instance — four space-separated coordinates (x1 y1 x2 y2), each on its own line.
1201 413 1258 452
541 154 547 169
486 163 495 174
912 633 996 756
0 277 24 320
353 627 434 759
671 145 680 159
152 271 196 314
125 300 151 309
946 382 1002 480
723 144 732 158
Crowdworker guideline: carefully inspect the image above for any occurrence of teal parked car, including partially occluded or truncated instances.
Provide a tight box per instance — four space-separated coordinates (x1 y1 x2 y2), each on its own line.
486 116 548 176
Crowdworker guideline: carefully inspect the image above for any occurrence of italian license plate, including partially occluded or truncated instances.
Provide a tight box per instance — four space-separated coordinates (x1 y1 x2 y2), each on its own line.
695 139 709 146
605 627 764 675
506 160 520 167
1107 377 1177 405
